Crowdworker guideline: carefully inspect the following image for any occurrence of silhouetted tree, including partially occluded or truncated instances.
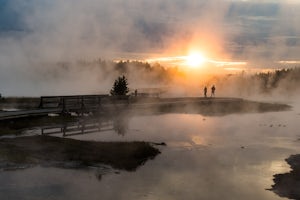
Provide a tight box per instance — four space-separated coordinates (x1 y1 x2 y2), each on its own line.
110 75 129 96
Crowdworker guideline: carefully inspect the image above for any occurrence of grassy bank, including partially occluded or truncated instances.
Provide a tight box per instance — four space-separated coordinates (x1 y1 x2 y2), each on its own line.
123 98 292 116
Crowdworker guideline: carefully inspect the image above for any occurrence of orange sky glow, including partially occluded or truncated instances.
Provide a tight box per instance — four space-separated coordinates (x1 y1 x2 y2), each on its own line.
145 53 248 72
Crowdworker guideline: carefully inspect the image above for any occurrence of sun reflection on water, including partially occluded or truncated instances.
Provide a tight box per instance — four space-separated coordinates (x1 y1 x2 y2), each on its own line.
269 160 291 174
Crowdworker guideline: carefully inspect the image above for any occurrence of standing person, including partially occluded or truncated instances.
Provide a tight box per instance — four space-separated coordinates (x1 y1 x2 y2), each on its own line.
134 89 138 97
204 86 207 98
211 85 216 97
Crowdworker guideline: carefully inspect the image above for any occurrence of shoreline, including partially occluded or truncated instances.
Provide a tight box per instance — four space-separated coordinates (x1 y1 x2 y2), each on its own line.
270 154 300 199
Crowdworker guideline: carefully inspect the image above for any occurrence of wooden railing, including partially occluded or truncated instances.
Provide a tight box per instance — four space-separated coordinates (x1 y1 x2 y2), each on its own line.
41 120 113 137
39 95 109 114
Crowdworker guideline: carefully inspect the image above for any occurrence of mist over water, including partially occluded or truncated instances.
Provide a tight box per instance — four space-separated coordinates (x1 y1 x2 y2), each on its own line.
0 101 299 200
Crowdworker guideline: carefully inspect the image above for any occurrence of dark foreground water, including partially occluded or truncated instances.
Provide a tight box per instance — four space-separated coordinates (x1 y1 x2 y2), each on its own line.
0 103 299 200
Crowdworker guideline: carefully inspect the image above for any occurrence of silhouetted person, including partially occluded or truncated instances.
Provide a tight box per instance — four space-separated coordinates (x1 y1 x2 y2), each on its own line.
204 86 207 98
134 89 138 97
211 85 216 97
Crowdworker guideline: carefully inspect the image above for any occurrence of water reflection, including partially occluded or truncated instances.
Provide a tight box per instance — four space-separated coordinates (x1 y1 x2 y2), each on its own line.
0 102 299 200
270 154 300 199
112 116 129 136
40 115 130 137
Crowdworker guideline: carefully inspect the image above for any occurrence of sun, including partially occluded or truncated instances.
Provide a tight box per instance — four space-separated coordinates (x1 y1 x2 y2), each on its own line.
185 52 206 68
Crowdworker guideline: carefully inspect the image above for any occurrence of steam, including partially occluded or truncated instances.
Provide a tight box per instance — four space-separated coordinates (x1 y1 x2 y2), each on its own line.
0 0 300 96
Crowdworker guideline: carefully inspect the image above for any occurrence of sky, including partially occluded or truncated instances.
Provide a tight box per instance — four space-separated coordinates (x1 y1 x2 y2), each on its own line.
0 0 300 95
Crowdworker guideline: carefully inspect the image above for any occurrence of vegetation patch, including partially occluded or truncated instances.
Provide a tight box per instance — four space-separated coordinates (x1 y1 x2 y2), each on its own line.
0 136 160 171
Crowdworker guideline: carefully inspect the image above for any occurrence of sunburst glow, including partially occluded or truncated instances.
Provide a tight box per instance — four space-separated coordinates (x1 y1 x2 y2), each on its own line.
145 52 247 70
185 52 206 68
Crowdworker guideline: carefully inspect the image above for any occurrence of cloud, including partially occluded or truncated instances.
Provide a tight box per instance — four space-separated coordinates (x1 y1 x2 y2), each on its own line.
225 1 300 65
0 0 232 59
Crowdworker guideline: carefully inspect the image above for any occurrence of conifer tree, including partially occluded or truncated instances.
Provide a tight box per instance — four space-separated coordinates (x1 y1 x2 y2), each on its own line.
110 75 129 96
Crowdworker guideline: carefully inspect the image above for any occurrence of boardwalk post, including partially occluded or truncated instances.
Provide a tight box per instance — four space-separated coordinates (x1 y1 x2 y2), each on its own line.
81 96 84 116
62 97 67 114
39 97 44 108
98 96 101 109
62 125 66 137
81 121 85 134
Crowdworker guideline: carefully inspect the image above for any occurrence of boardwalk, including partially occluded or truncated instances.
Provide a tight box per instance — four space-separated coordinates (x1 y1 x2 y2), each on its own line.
0 94 109 120
39 94 108 112
0 108 62 120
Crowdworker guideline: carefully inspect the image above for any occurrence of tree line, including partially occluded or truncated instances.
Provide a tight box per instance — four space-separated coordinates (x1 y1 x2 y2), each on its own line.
49 59 300 96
